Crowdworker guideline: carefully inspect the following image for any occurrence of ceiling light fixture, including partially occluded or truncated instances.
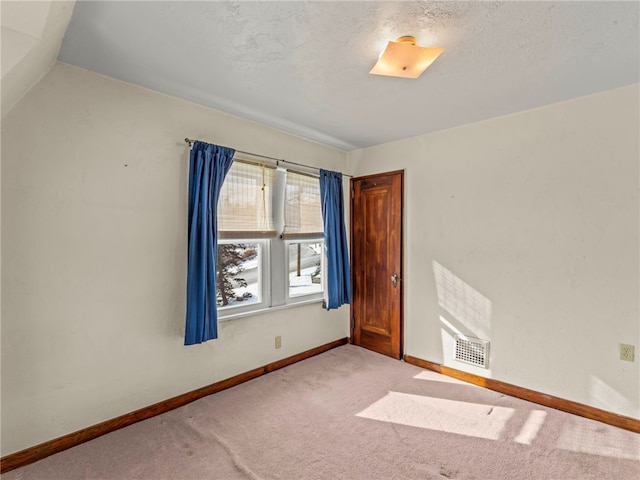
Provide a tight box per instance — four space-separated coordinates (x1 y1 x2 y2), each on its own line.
369 36 445 79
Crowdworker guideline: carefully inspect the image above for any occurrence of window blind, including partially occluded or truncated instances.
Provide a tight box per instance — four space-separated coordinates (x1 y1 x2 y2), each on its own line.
282 170 323 239
217 161 276 238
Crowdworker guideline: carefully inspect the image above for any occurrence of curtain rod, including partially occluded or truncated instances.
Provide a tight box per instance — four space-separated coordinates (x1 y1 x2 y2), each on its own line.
184 138 352 178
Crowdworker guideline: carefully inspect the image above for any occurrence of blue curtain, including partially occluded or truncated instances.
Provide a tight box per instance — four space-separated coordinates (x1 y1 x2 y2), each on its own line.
185 141 235 345
319 169 351 310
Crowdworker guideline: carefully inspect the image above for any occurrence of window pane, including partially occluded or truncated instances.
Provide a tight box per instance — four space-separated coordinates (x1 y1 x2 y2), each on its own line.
217 243 261 308
288 241 323 297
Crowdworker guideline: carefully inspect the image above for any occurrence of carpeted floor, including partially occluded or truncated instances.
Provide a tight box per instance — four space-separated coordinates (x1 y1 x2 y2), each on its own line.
3 344 640 479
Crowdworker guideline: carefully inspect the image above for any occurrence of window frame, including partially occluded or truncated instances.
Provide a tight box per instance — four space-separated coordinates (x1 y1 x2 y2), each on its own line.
216 164 325 320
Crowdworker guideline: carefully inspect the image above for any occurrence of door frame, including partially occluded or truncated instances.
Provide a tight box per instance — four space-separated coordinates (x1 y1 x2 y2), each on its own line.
350 170 404 359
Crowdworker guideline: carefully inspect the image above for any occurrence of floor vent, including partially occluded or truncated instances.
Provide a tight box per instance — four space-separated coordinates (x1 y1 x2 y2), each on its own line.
454 334 489 368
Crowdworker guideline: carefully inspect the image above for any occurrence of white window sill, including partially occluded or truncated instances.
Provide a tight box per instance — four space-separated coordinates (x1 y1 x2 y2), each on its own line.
218 297 324 322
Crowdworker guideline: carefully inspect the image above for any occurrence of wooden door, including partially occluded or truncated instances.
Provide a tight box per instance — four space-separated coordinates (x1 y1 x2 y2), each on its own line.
351 171 403 359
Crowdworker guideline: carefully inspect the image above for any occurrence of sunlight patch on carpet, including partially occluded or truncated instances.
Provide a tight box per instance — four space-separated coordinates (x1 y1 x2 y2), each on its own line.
356 391 514 440
514 410 547 445
556 421 640 461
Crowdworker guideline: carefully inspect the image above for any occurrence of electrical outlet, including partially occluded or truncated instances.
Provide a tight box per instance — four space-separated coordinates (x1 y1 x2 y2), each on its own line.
275 336 282 349
620 344 635 362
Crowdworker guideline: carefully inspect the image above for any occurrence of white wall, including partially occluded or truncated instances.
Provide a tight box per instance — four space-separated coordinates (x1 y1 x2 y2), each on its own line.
349 84 640 419
1 63 349 455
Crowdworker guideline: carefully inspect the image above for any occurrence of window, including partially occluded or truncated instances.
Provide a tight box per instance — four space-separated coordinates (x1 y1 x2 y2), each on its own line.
287 240 324 299
216 160 324 317
283 171 324 303
217 241 267 312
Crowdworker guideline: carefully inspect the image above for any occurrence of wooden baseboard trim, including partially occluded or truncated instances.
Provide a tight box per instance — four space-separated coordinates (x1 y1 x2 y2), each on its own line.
1 337 349 474
404 355 640 434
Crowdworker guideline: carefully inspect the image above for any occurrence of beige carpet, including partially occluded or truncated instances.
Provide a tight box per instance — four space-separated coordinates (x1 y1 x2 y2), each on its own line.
3 345 639 479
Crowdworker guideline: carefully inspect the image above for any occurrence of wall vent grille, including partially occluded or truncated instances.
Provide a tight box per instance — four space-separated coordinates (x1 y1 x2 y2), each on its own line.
454 334 489 369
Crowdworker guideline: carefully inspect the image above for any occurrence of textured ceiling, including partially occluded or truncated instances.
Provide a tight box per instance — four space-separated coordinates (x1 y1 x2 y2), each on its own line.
58 1 639 151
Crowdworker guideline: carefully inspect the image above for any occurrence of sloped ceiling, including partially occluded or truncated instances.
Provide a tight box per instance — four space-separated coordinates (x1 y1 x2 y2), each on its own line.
5 1 640 150
1 0 75 118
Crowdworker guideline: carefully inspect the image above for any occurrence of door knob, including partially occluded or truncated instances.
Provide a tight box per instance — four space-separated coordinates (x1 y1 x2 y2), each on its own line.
391 273 398 288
